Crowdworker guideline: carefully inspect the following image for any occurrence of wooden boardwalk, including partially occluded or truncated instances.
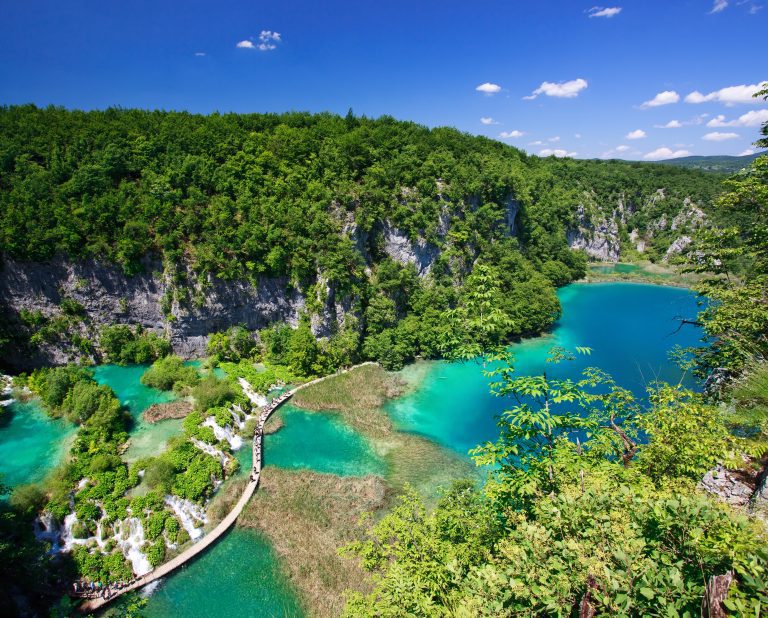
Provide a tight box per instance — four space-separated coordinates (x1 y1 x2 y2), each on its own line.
78 362 376 613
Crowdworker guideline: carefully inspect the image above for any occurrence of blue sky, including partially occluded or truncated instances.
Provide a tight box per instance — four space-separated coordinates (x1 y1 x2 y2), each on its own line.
0 0 766 160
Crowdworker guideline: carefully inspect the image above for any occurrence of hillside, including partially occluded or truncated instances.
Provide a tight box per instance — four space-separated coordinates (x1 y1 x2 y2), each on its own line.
0 106 724 369
656 152 764 174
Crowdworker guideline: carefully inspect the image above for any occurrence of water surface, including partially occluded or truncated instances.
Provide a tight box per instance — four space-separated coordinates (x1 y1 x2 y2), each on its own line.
387 282 702 454
142 527 303 618
264 405 385 476
0 400 75 487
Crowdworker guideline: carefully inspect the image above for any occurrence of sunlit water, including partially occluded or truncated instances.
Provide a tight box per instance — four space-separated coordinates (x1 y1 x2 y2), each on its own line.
140 527 303 618
263 405 385 476
0 400 75 488
386 282 702 455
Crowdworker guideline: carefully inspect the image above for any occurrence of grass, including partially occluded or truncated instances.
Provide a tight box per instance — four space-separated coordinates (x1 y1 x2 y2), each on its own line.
239 469 387 618
293 363 480 499
229 363 481 616
584 260 704 288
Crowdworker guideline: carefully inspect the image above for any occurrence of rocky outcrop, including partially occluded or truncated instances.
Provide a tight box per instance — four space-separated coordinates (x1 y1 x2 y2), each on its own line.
567 204 621 262
663 235 692 262
699 464 754 507
700 461 768 522
382 223 441 276
0 256 351 368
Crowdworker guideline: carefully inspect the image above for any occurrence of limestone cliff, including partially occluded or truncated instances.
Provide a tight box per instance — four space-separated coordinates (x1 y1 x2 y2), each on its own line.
0 256 353 368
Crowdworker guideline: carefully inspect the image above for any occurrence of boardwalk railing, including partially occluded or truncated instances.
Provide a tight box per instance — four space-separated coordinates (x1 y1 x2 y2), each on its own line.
78 362 376 613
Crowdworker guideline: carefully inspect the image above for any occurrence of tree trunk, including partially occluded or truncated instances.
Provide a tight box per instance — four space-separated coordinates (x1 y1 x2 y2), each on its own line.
701 571 734 618
579 575 598 618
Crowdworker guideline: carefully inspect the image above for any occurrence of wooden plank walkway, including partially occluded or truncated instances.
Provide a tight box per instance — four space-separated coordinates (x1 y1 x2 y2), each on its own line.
78 362 376 613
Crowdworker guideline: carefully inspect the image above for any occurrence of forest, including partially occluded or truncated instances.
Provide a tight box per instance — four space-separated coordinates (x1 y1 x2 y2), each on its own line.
0 105 725 370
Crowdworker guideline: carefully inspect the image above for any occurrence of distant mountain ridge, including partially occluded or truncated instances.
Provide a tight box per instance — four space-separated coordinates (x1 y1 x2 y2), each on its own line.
656 152 765 174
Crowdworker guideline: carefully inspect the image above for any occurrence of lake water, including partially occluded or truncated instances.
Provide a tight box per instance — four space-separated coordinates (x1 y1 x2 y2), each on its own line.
0 400 75 488
386 282 702 454
141 527 303 618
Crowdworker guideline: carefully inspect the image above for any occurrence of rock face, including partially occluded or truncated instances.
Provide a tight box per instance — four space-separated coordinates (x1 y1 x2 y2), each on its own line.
663 235 692 262
382 223 440 276
0 256 353 367
699 465 755 508
567 204 621 262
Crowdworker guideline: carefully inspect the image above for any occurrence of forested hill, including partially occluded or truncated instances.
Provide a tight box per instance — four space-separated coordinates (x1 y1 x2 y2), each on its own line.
0 106 723 369
656 152 763 174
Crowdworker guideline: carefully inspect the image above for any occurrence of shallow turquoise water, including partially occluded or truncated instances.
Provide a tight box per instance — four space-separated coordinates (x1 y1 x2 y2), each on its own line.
264 405 385 477
589 263 641 275
92 364 176 420
387 282 703 455
142 527 303 618
0 400 75 488
92 364 185 462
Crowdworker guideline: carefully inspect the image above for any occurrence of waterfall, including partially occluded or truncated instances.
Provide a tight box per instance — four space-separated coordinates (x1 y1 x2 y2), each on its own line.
164 495 207 541
37 509 152 576
34 512 62 553
191 438 229 468
114 518 152 576
238 378 269 407
0 374 14 406
203 416 243 451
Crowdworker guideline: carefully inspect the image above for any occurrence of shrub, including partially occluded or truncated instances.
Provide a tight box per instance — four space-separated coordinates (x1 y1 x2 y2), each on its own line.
141 355 199 392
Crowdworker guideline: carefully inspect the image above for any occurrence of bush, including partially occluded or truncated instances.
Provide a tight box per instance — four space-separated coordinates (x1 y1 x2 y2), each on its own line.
206 326 258 363
100 325 171 365
9 484 47 517
191 376 237 412
141 355 199 392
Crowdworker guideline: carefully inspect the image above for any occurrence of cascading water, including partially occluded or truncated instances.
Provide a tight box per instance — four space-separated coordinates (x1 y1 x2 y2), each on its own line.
164 495 207 541
191 437 230 468
114 518 152 576
203 417 243 450
238 378 269 407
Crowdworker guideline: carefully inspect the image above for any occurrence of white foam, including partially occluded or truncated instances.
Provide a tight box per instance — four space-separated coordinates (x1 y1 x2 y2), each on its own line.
164 495 207 541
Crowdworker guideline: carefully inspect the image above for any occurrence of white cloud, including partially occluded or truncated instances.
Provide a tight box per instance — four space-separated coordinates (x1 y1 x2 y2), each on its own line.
707 109 768 127
685 83 765 106
640 90 680 108
710 0 729 12
587 6 622 17
539 148 577 158
257 30 281 51
548 136 561 142
195 52 206 57
616 145 630 152
524 78 588 100
480 117 498 125
739 148 755 156
239 31 282 51
626 129 646 139
476 82 502 95
702 131 740 141
528 140 544 146
499 130 525 139
643 147 692 160
656 120 683 128
574 133 582 139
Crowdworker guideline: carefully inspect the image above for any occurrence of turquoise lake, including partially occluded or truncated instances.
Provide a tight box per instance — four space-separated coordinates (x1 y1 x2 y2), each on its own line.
263 405 385 476
387 282 703 454
0 400 75 488
140 527 303 618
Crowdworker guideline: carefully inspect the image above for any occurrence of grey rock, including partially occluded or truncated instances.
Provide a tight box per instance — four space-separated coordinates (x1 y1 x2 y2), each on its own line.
0 256 352 368
699 464 754 507
567 204 621 262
